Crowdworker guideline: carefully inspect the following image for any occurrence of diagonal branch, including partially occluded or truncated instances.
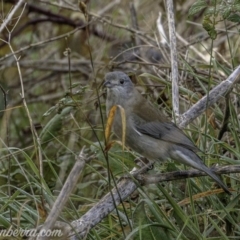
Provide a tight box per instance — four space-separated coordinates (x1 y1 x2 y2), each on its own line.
178 65 240 128
68 164 239 239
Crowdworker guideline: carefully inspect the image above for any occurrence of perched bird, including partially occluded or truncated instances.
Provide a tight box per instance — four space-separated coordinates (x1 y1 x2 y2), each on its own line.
104 71 230 194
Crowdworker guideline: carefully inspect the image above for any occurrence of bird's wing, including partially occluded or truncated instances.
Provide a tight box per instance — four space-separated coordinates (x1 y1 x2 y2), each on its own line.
135 119 199 152
130 94 199 152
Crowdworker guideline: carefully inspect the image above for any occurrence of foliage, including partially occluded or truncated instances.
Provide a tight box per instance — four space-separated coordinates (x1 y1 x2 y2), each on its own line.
189 0 240 39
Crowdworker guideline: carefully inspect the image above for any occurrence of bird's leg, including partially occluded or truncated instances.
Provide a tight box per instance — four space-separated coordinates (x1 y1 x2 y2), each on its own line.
134 157 154 170
117 157 153 183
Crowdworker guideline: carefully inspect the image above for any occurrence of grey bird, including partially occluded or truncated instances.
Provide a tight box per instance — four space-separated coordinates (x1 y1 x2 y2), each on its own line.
104 71 230 194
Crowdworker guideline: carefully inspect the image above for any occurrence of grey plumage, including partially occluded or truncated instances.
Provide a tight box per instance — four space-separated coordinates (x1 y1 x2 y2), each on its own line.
104 71 230 194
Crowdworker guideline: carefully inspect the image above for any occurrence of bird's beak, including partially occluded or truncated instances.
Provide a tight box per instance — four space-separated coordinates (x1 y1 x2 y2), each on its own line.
103 80 112 88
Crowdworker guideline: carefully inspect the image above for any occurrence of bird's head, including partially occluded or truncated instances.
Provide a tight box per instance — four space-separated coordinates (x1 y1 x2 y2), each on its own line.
104 71 134 99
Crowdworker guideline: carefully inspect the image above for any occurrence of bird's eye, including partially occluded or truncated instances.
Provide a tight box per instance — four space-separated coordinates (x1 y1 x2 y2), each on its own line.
119 79 124 84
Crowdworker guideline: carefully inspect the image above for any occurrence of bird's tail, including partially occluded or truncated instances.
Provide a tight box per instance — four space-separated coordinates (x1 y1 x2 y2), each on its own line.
171 147 231 195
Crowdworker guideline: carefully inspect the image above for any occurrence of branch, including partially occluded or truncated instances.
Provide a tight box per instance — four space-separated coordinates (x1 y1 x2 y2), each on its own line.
166 0 179 118
69 178 138 239
136 165 239 184
66 164 238 239
178 65 240 128
36 147 90 240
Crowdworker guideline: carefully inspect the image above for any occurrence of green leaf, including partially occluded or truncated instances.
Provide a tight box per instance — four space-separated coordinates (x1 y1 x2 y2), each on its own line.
40 106 73 146
202 16 213 31
208 28 217 39
222 7 231 19
202 16 217 39
227 13 240 23
188 0 207 17
235 3 240 11
205 6 216 16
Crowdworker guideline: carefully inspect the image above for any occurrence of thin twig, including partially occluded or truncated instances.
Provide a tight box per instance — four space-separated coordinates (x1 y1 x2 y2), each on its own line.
156 12 168 45
5 2 45 226
0 0 25 33
0 26 82 62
